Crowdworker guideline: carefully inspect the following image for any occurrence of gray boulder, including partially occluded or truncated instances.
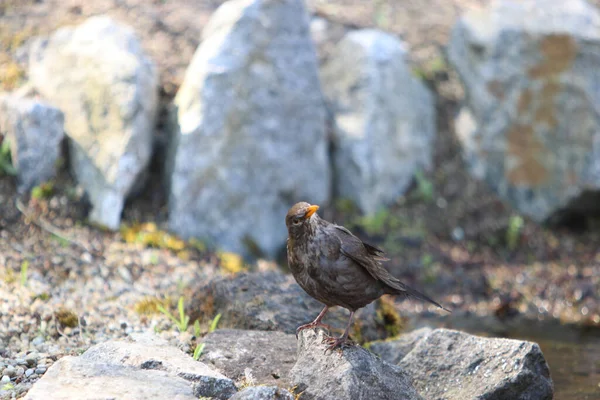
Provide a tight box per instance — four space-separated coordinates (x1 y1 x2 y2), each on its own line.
24 333 235 400
396 329 553 400
168 0 330 258
229 386 295 400
321 29 435 215
368 327 432 365
28 15 159 229
290 329 423 400
186 271 398 343
200 329 296 387
0 94 64 192
448 0 600 222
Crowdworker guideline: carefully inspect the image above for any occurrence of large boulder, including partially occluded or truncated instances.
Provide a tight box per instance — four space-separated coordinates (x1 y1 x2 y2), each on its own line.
167 0 330 258
321 29 435 215
290 329 423 400
28 15 159 229
0 94 64 193
185 271 399 343
371 328 554 400
448 0 600 222
23 333 237 400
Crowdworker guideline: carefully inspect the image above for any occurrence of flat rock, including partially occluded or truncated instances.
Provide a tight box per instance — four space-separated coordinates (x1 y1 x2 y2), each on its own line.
0 94 64 193
290 329 423 400
167 0 330 258
448 0 600 222
28 15 159 229
398 329 553 400
23 333 237 400
200 329 296 387
229 386 295 400
321 29 435 214
23 357 196 400
186 271 397 343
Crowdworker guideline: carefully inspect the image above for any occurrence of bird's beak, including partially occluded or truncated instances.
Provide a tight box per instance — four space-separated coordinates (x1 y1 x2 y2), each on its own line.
304 205 319 219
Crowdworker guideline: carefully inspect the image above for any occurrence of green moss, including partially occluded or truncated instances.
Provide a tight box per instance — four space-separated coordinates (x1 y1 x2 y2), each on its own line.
31 181 55 200
56 308 78 328
376 296 404 338
134 296 170 316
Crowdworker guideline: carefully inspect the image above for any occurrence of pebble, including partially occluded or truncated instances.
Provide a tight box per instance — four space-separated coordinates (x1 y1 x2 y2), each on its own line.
3 365 15 377
31 337 45 346
34 367 46 375
25 352 39 367
0 375 10 384
15 358 27 366
16 367 24 377
25 369 34 378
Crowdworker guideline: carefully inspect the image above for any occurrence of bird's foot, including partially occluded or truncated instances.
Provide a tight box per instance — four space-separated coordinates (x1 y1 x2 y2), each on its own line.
322 335 353 353
296 322 332 339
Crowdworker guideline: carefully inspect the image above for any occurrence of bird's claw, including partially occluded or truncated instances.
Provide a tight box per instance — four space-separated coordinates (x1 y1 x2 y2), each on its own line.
321 335 353 353
295 322 332 339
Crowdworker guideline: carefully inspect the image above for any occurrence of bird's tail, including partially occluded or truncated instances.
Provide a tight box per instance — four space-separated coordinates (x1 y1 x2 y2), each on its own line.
388 281 452 313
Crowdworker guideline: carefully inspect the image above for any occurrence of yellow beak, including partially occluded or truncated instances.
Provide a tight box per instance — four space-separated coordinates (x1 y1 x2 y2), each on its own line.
304 205 319 219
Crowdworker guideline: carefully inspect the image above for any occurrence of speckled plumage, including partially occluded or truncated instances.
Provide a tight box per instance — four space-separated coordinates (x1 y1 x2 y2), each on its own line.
286 201 447 349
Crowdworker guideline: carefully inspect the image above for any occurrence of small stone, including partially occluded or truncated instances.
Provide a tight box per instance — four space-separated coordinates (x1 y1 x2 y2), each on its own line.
3 365 16 377
31 337 45 346
81 253 93 263
25 369 34 378
16 367 24 377
15 358 27 366
0 375 10 384
34 366 46 375
452 227 464 241
25 352 39 367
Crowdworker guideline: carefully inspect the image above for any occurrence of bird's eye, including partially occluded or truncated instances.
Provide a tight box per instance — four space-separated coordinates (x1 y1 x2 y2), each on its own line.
292 217 302 225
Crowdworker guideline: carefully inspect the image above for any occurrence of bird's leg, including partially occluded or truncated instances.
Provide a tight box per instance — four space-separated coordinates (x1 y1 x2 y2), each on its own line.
323 311 355 351
296 306 331 338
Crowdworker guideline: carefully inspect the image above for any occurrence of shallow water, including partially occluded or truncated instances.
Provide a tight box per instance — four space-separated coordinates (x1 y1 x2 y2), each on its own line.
507 324 600 400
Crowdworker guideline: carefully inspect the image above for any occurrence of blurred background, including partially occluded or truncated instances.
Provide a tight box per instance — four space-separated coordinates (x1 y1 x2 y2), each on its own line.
0 0 599 399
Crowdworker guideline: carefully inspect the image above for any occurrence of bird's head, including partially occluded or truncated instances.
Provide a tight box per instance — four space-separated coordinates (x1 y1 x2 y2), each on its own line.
285 202 320 239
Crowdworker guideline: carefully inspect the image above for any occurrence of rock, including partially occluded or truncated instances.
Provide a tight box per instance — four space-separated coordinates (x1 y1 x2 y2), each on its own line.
23 333 236 400
200 329 296 386
229 386 295 400
448 0 600 222
398 329 553 400
321 29 435 215
168 0 330 258
2 365 15 377
28 15 159 229
368 327 432 365
0 94 64 193
23 357 196 400
309 16 347 64
24 352 39 367
290 329 423 400
186 271 397 343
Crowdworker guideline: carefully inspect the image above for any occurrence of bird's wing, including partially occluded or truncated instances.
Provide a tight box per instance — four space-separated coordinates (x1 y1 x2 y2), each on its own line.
331 224 449 311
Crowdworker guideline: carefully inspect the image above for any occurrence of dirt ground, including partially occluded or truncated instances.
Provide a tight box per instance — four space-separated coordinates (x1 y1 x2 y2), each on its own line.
1 0 600 398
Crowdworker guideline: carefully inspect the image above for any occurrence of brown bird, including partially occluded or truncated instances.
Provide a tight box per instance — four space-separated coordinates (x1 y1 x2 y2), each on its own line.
286 201 449 350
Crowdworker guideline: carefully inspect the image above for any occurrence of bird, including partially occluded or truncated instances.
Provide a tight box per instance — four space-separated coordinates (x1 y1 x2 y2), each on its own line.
285 201 450 350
